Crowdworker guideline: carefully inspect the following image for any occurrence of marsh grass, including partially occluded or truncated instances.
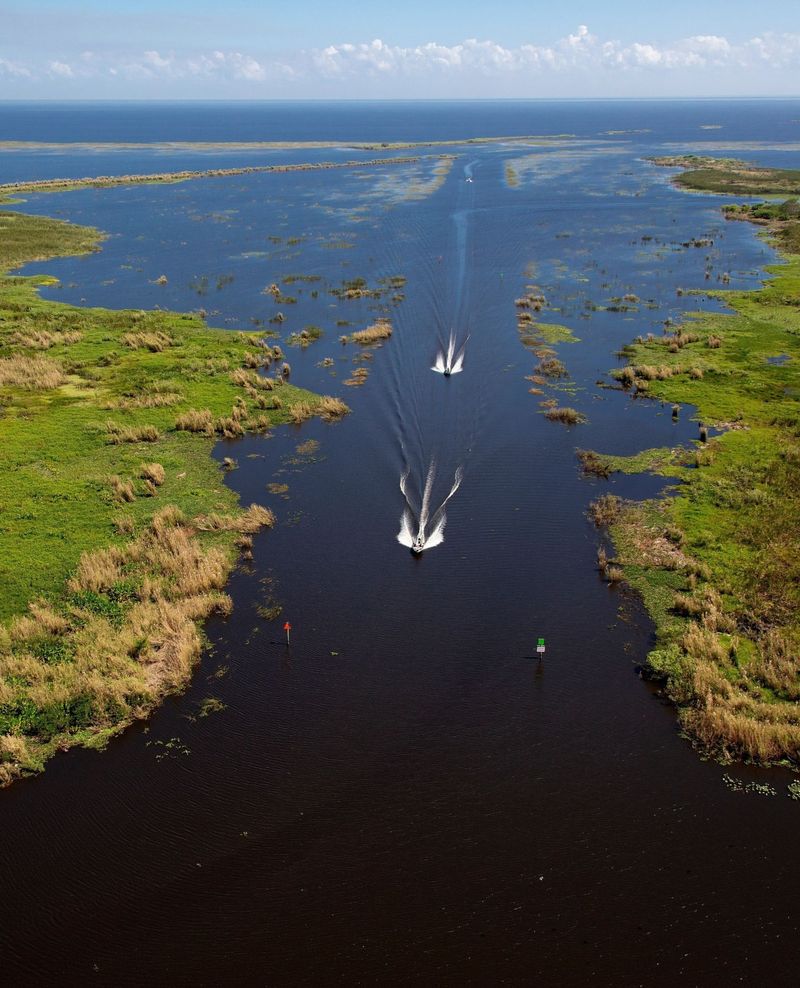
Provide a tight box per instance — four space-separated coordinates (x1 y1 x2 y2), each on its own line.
544 406 585 425
589 494 622 527
140 463 165 486
105 421 161 444
0 200 332 784
319 396 350 421
122 331 174 352
175 408 214 434
289 402 314 424
0 354 65 390
577 449 612 477
602 191 800 763
350 319 392 345
344 367 370 387
10 328 82 349
536 357 568 379
0 503 273 782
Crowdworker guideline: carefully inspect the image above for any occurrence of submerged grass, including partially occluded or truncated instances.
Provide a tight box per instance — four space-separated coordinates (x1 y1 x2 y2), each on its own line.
0 192 351 784
590 158 800 765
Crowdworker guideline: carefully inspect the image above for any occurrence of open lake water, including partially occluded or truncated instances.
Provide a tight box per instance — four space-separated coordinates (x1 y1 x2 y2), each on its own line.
1 100 800 984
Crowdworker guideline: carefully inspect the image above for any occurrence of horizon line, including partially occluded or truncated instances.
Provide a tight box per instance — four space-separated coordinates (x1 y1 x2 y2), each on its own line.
2 95 800 104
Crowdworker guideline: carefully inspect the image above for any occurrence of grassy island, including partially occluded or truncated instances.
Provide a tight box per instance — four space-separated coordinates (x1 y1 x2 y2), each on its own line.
0 189 348 785
588 159 800 765
650 154 800 196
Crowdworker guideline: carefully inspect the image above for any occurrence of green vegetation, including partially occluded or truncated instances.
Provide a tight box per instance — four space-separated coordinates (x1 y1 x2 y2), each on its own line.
519 322 577 348
723 198 800 254
0 194 349 785
588 158 800 765
580 446 690 477
651 155 800 196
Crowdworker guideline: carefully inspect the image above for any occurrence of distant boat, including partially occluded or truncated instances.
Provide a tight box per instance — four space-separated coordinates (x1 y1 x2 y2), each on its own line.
466 177 473 183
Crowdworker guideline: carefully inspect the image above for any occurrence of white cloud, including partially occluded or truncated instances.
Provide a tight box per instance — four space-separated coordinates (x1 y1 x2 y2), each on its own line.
2 26 799 92
48 60 74 78
0 57 31 78
306 26 800 79
142 50 172 71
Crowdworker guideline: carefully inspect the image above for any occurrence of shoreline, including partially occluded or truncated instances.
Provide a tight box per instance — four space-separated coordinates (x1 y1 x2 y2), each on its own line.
587 157 800 765
0 184 350 785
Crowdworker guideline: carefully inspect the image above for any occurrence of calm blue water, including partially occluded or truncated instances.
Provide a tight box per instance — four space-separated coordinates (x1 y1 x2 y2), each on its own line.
1 101 800 985
2 98 800 144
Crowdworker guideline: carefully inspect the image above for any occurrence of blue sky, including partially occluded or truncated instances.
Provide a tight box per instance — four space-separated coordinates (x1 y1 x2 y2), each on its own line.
1 1 799 98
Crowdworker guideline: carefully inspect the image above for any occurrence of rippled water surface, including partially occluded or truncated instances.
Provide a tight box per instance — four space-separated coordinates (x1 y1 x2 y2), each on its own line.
2 101 800 985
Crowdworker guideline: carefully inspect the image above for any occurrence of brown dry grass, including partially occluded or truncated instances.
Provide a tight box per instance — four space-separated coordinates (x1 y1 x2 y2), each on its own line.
350 319 392 345
10 329 82 349
589 494 622 527
536 357 568 379
110 475 136 503
105 421 161 444
194 504 276 533
140 462 165 486
0 354 66 390
0 502 266 780
289 402 314 424
319 396 350 421
114 390 182 410
122 331 174 352
174 408 214 434
544 406 585 425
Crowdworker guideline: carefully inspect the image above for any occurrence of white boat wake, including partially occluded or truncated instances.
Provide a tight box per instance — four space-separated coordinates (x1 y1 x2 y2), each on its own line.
432 331 468 377
397 460 464 554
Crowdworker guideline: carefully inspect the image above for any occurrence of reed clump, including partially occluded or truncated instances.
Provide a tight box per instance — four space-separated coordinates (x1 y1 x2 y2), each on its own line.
194 504 276 533
578 449 612 477
0 354 65 390
104 421 161 444
174 408 214 435
536 357 568 379
350 319 392 345
110 475 136 503
122 331 174 352
115 389 182 410
139 463 165 487
544 406 585 425
344 367 370 387
589 494 622 527
215 416 244 438
10 329 82 349
289 402 314 424
319 396 350 421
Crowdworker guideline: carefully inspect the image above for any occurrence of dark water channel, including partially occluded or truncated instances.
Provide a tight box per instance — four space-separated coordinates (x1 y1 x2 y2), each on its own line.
3 105 800 984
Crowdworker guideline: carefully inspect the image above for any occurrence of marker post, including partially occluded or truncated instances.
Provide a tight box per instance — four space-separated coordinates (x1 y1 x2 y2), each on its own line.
284 621 292 647
536 637 546 659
